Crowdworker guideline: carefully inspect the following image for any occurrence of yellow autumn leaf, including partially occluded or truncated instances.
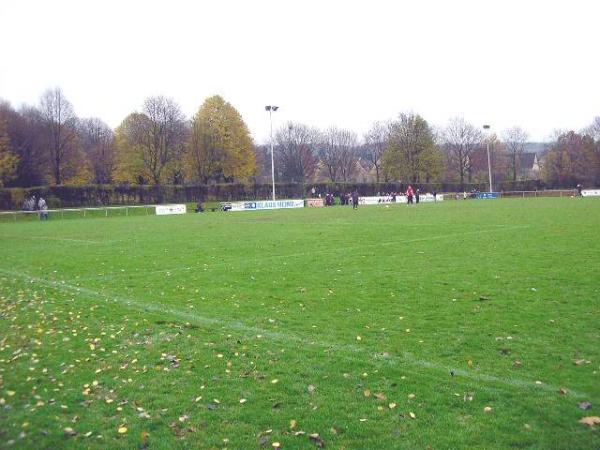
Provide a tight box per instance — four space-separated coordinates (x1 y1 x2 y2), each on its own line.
579 416 600 427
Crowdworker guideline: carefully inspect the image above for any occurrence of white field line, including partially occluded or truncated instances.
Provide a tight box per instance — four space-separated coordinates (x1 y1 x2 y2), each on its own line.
0 265 589 399
0 234 114 245
76 225 532 282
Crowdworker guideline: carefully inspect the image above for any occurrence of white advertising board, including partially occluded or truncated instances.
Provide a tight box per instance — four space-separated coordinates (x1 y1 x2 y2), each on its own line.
229 199 305 212
358 194 443 205
359 196 398 205
582 189 600 197
420 194 444 202
155 204 187 215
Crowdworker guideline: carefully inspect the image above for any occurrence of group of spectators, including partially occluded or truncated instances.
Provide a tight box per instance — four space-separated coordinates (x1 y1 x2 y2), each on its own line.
323 191 360 208
22 195 49 220
318 185 438 208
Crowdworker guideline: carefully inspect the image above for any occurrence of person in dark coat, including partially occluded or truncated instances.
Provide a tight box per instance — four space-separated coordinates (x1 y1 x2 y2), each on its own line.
352 190 359 210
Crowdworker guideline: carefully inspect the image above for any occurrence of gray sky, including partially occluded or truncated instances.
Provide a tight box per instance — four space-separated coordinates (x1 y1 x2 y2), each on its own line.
1 0 598 143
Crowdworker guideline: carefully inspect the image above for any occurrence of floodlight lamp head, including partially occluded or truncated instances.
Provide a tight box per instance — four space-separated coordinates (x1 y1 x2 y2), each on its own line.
265 106 271 111
483 124 491 130
272 106 279 111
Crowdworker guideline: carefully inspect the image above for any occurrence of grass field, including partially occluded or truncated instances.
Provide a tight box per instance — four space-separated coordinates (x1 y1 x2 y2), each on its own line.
0 198 599 449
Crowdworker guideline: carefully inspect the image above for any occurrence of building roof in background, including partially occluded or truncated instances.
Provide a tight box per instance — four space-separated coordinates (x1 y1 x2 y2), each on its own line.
524 142 548 154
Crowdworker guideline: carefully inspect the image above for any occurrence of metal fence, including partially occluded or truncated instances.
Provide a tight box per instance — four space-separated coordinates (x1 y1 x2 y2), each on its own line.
0 204 157 223
444 189 576 200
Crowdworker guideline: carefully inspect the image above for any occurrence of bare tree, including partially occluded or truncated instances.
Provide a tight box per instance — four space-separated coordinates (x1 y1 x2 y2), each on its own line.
583 116 600 140
362 121 391 182
442 117 483 185
39 88 78 184
78 118 115 184
321 127 359 182
502 127 528 181
274 122 319 182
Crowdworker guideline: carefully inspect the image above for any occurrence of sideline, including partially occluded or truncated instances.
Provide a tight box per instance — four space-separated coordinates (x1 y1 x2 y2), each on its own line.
0 265 589 399
0 234 110 245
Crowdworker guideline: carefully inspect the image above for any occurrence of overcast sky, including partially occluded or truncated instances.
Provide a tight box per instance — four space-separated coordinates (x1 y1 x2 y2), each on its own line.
1 0 598 143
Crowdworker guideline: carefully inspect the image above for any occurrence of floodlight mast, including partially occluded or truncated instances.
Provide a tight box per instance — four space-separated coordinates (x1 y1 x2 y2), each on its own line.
483 124 493 193
265 106 279 201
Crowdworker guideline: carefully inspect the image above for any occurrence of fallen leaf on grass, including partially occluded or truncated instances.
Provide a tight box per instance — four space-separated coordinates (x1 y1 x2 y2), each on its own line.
484 406 493 413
272 442 282 448
289 420 297 429
409 412 416 419
308 385 316 394
579 416 600 427
374 393 387 401
363 389 371 398
558 388 568 395
578 401 592 410
64 427 77 437
309 433 326 448
118 426 128 434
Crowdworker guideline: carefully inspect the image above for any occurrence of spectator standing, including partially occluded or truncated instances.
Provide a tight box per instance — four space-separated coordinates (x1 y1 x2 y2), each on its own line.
38 197 48 220
352 189 359 210
415 188 420 204
406 185 414 205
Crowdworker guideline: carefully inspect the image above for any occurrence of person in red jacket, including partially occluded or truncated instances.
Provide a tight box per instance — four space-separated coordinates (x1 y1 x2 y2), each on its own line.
406 185 414 205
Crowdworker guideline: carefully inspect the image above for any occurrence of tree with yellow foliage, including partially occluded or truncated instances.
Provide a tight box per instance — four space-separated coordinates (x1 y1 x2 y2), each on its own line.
0 118 20 187
187 96 255 183
113 97 187 185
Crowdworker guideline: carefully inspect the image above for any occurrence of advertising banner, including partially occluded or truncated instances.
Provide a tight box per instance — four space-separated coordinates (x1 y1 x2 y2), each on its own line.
306 198 324 207
359 196 396 205
229 199 305 212
419 194 444 202
155 204 187 215
582 189 600 197
476 192 499 199
358 194 443 205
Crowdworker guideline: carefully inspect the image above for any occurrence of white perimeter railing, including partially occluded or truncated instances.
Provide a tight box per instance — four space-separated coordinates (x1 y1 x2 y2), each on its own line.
0 204 157 222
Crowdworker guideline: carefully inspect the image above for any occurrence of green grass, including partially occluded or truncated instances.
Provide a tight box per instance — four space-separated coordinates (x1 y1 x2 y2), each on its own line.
0 198 599 449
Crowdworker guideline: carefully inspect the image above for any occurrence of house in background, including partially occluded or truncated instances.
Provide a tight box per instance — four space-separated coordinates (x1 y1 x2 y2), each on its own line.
517 142 547 180
519 152 542 180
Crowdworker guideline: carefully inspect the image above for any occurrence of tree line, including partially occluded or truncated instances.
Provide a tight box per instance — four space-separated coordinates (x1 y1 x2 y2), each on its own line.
1 88 599 189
